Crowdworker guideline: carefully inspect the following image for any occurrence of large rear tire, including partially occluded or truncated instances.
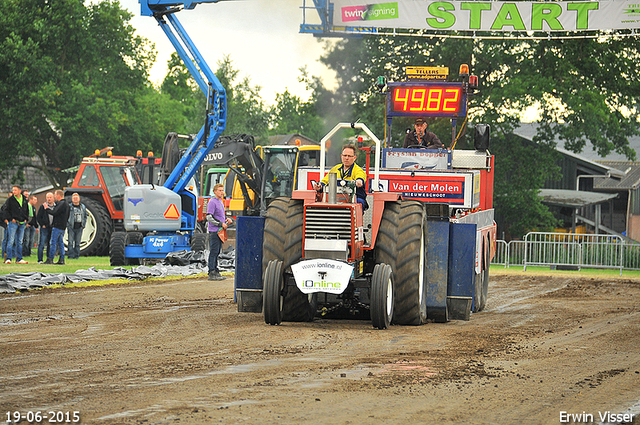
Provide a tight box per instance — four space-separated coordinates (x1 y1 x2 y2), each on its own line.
393 201 428 325
371 263 394 329
262 198 290 274
80 198 113 257
281 199 316 322
375 201 400 270
264 260 284 325
474 237 490 312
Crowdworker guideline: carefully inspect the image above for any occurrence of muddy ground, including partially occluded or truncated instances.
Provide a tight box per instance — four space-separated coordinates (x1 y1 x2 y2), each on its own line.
1 271 639 425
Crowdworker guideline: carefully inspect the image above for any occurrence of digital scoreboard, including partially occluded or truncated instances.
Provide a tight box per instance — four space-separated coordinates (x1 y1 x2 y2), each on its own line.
386 82 467 118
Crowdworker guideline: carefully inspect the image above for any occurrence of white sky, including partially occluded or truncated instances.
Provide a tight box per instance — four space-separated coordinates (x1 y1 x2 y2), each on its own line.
119 0 336 105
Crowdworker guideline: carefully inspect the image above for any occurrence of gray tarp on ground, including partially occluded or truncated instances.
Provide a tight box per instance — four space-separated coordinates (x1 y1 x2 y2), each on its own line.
0 247 235 294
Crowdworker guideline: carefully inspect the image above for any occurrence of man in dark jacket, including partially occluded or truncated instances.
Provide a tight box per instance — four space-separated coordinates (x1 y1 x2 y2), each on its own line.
44 189 69 265
36 192 55 264
66 193 87 259
3 185 30 264
403 117 444 149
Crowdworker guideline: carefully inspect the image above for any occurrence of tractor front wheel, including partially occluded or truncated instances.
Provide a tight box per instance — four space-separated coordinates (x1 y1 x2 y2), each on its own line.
264 260 284 325
371 263 394 329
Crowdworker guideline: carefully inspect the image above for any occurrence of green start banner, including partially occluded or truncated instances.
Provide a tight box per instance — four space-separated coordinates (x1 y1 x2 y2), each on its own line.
334 1 640 32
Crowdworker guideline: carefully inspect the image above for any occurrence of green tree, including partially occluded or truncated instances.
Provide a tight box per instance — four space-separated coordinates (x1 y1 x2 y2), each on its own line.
160 52 204 134
0 0 157 187
270 85 323 141
319 35 640 238
215 56 270 143
159 54 272 145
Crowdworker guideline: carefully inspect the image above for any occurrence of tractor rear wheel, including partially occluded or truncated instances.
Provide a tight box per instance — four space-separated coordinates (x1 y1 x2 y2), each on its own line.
393 201 428 325
474 238 490 312
371 263 394 329
375 201 400 270
109 232 126 266
282 199 316 322
262 197 290 275
80 198 113 257
263 260 284 325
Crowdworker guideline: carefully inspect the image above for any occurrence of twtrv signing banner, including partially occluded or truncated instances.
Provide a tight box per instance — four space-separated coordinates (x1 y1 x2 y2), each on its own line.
332 1 640 32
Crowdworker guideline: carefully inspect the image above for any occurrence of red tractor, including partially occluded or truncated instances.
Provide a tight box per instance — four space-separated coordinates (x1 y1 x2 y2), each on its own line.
259 120 495 329
64 147 162 256
235 66 496 328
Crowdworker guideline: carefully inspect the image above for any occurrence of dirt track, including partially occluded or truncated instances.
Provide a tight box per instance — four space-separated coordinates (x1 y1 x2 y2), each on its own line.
1 272 639 425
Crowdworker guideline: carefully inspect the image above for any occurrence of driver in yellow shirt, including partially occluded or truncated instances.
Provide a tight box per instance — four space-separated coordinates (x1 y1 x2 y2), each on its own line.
314 144 368 209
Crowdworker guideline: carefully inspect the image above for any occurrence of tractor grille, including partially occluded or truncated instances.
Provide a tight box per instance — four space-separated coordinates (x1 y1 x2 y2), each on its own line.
305 207 353 240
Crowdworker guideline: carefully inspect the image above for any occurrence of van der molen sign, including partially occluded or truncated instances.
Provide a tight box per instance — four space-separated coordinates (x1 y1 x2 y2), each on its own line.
334 1 640 32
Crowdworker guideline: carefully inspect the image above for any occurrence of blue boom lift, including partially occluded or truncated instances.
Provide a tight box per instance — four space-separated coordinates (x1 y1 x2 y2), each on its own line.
111 0 233 263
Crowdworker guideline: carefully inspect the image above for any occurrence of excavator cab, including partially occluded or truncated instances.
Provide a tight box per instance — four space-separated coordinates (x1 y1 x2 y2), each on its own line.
262 147 298 201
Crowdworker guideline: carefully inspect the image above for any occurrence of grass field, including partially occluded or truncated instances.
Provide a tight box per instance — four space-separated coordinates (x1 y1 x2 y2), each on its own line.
0 255 132 275
491 264 640 279
3 254 640 281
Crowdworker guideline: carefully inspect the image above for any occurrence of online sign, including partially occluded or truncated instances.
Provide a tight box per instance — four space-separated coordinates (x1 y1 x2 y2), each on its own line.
291 259 354 295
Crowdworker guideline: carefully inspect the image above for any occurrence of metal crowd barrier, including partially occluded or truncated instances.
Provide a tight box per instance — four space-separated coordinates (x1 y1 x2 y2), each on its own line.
491 232 640 274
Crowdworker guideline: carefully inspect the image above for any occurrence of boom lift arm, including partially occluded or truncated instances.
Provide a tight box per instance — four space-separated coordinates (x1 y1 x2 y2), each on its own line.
111 1 239 265
140 0 230 199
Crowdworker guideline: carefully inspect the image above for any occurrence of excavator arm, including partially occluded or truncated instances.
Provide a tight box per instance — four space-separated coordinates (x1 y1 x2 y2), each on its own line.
203 134 265 214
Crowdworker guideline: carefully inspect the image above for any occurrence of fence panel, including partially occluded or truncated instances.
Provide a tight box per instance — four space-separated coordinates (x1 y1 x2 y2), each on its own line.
492 240 508 267
523 232 623 274
508 240 526 267
493 234 633 273
623 242 640 270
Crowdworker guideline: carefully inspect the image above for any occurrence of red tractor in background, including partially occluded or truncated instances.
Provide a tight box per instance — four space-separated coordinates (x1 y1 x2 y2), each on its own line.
61 147 163 256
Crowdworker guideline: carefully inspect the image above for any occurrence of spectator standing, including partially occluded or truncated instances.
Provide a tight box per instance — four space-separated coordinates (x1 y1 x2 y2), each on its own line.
3 185 29 264
23 194 38 257
37 192 56 264
66 193 87 260
206 183 231 281
44 190 69 265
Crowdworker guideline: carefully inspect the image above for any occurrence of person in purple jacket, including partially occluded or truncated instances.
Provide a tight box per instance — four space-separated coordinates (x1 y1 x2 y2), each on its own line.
206 183 232 281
